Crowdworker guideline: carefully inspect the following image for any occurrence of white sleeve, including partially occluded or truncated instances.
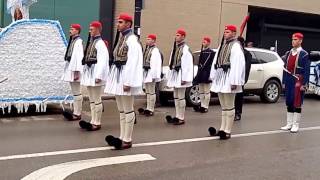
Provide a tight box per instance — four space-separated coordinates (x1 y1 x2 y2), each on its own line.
68 39 84 72
150 48 162 79
229 43 245 85
122 36 143 87
209 47 219 80
94 40 109 80
181 46 194 82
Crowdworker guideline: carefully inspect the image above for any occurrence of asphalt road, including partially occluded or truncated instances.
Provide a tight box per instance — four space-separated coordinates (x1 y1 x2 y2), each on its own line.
0 96 320 180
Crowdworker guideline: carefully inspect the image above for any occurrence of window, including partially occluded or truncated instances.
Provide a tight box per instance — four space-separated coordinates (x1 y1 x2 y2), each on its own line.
249 51 260 64
253 51 278 63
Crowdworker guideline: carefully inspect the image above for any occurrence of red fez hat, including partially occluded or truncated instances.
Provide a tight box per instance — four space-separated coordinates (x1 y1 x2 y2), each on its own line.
71 24 81 31
176 29 186 36
225 25 237 32
118 13 133 22
203 36 211 43
90 21 102 28
292 32 304 39
147 34 157 40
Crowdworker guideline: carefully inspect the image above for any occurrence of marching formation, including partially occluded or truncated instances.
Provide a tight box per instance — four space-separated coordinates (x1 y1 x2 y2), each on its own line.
62 12 310 150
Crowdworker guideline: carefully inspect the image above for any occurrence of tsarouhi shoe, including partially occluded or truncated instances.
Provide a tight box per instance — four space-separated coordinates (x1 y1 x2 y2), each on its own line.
166 115 174 123
208 127 217 136
144 110 154 116
86 124 101 131
63 110 81 121
173 117 185 125
219 131 231 140
193 105 201 112
138 108 145 115
199 107 208 113
79 120 90 129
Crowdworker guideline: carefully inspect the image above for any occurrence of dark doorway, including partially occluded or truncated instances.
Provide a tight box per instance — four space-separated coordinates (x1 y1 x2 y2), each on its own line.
246 7 320 56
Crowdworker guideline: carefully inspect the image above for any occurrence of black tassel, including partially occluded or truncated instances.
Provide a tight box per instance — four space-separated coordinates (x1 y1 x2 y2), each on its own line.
169 40 177 70
110 30 120 66
82 33 91 65
214 36 225 69
64 36 72 61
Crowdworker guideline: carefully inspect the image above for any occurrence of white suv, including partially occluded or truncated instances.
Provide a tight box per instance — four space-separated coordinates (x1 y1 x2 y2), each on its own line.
308 51 320 95
158 48 284 106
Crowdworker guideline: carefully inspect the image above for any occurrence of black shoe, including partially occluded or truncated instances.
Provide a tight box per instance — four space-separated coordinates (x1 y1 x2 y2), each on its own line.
199 107 208 113
193 106 201 112
173 118 185 125
86 124 101 131
138 108 145 115
219 131 231 140
79 120 90 129
144 110 154 116
208 127 217 136
166 115 174 123
63 110 81 121
234 114 241 121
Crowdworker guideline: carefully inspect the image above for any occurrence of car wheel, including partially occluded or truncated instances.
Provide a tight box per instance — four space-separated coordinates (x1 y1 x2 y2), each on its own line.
186 85 201 106
260 79 281 103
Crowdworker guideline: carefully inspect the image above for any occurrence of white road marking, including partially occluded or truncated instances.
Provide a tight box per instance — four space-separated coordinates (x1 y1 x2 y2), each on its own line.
1 126 320 161
21 154 156 180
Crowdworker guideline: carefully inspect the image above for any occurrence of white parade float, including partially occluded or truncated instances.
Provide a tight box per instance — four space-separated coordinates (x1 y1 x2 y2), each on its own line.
0 19 72 114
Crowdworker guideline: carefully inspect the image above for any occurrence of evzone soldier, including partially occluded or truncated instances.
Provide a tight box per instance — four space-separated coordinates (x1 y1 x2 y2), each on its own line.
193 36 215 113
105 13 143 150
138 34 162 116
281 33 310 133
208 25 245 139
62 24 84 121
165 29 194 125
79 21 109 131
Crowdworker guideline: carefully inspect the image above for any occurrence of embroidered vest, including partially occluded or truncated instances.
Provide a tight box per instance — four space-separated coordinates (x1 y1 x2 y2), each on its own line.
83 36 101 66
169 43 185 71
216 39 238 69
143 45 156 70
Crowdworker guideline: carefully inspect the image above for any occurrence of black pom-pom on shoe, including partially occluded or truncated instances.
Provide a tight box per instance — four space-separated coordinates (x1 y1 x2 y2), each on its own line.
105 135 115 146
166 115 174 123
200 107 208 113
138 108 145 115
208 127 217 136
113 138 123 150
219 131 231 140
79 120 89 129
62 110 73 120
193 106 200 112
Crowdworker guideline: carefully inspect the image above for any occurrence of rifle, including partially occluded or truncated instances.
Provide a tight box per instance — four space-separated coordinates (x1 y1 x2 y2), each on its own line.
169 40 177 70
110 30 120 66
82 33 91 65
64 36 72 61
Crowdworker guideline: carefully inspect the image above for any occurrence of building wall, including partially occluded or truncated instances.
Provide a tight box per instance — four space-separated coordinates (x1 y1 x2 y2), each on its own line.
1 0 100 40
115 0 320 64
